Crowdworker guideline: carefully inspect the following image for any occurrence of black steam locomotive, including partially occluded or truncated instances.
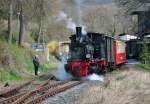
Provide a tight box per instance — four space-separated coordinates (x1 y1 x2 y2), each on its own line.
65 27 126 78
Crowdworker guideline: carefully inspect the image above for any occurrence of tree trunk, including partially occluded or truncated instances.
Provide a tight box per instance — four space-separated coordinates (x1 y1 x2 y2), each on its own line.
8 0 13 44
37 20 42 44
18 5 24 47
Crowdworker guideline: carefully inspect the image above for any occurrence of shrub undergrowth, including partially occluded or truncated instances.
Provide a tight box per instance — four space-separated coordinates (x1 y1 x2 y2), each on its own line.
0 40 57 82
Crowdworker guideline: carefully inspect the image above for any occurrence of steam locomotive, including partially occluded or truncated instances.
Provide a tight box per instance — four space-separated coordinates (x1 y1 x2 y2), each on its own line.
65 27 126 77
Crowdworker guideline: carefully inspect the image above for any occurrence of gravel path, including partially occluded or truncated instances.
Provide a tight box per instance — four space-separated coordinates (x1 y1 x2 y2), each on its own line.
72 65 150 104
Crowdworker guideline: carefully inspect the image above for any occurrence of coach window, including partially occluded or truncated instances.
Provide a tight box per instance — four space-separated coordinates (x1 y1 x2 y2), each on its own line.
117 41 125 53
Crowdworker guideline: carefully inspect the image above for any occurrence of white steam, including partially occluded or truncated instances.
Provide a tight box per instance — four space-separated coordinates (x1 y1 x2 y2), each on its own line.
85 74 104 81
54 54 73 80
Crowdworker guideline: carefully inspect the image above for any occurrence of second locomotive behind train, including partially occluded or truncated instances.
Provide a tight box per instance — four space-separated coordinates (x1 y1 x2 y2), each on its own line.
65 27 126 78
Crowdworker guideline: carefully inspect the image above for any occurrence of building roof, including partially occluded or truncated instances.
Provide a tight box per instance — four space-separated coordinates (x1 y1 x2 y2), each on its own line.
138 0 150 3
118 35 137 41
145 34 150 38
131 3 150 14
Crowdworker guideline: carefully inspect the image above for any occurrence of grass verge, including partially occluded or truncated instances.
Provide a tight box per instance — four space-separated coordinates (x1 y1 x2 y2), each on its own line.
0 70 23 81
40 62 57 73
136 64 150 71
0 40 57 82
0 61 57 82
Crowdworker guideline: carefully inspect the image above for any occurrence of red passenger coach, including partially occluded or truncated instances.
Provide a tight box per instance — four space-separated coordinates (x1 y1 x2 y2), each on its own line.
65 27 126 78
114 40 126 65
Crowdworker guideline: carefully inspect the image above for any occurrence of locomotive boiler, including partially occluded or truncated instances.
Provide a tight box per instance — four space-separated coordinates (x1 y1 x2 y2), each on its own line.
65 27 126 78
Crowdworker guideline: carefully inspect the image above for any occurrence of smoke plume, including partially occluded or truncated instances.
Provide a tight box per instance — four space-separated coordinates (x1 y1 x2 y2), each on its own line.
74 0 82 26
56 11 86 34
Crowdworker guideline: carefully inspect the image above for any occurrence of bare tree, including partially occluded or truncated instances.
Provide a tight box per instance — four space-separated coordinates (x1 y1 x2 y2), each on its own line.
114 0 146 13
0 0 67 44
0 0 13 43
18 0 24 46
8 0 13 44
33 0 45 43
0 0 30 46
31 0 60 43
83 5 117 34
83 4 137 35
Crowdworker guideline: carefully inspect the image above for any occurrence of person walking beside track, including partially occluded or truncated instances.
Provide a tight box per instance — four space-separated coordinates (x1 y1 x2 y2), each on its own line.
33 55 40 76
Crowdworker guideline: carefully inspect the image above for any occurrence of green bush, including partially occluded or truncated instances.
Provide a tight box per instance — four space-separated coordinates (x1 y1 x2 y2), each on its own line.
30 30 38 42
139 39 150 65
0 30 8 40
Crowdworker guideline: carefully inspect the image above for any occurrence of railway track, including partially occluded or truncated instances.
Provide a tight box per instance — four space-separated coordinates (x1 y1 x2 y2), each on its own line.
0 79 84 104
0 74 52 104
0 79 38 104
0 80 34 98
26 81 83 104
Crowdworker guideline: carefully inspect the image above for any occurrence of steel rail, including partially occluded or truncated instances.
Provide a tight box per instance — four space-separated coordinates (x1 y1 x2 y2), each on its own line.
0 92 27 104
0 80 34 98
12 81 68 104
0 79 49 104
27 81 83 104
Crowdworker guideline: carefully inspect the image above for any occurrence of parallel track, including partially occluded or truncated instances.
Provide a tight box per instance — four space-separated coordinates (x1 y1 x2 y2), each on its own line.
27 81 83 104
0 80 34 98
12 81 68 104
0 74 55 104
0 80 83 104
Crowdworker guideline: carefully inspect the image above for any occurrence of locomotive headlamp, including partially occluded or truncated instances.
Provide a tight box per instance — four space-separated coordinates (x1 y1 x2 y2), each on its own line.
86 54 91 58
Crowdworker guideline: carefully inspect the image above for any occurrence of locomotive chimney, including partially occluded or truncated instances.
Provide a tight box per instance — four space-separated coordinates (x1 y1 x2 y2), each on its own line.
76 27 82 37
